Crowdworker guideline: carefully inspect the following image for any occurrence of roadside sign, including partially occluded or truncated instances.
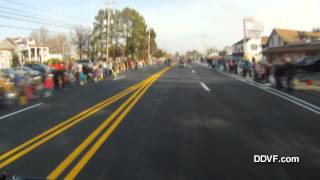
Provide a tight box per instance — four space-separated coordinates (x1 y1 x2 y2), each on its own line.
244 17 264 39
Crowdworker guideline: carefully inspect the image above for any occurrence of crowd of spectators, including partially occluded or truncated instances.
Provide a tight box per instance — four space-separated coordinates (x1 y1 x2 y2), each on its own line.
206 56 296 91
0 58 153 107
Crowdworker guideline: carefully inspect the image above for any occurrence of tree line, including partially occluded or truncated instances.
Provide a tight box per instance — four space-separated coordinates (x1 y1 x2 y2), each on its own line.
29 7 165 61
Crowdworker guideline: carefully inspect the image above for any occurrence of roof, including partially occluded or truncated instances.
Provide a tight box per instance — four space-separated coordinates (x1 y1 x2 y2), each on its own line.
272 28 320 44
261 36 269 45
263 40 320 54
0 39 15 50
233 38 250 46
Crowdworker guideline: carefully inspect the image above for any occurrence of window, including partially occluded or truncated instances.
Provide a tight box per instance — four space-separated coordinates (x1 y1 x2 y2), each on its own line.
251 44 258 50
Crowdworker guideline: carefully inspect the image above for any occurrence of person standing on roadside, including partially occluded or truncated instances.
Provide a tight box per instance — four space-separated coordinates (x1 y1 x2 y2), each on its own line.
234 60 238 74
264 58 272 84
242 60 249 77
252 58 259 82
44 74 54 97
284 57 295 92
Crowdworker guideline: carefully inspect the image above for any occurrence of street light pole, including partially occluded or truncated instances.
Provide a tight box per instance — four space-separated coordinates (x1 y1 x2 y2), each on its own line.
106 0 115 63
148 27 151 64
243 17 247 60
106 1 111 63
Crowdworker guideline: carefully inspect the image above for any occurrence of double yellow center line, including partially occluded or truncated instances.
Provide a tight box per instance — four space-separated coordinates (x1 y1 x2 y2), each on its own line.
48 67 169 179
0 67 170 176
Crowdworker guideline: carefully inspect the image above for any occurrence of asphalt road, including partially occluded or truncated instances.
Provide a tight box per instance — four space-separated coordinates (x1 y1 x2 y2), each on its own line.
0 63 320 180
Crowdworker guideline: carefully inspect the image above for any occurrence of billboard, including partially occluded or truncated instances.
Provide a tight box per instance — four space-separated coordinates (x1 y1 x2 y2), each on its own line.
244 17 264 39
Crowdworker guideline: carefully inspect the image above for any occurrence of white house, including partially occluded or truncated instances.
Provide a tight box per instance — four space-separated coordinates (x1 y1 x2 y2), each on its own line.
0 39 15 69
232 38 263 61
13 38 50 64
0 37 64 68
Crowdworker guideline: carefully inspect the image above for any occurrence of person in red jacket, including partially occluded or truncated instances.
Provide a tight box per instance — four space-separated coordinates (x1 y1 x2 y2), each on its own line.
44 74 54 97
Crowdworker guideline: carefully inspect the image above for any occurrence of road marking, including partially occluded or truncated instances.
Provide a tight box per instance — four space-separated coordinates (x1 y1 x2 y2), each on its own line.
265 86 320 111
0 88 136 169
234 75 320 112
48 68 170 180
0 103 43 121
113 75 126 81
47 77 154 179
0 86 137 163
221 72 320 115
200 82 211 92
250 82 320 115
192 70 196 74
66 68 169 179
0 70 165 169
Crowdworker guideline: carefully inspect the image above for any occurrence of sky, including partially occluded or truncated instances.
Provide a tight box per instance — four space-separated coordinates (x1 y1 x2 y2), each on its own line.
0 0 319 53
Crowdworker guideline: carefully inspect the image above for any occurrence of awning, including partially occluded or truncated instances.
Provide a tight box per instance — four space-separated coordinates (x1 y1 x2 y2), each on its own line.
263 42 320 54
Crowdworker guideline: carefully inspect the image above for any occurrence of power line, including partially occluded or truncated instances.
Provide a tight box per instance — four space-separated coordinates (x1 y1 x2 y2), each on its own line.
0 14 73 29
0 24 64 34
0 6 78 27
3 0 89 22
0 9 74 28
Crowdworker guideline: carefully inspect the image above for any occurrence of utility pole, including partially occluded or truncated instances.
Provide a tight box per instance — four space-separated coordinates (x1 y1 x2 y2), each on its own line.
148 27 151 64
243 18 247 60
202 33 208 59
106 0 115 63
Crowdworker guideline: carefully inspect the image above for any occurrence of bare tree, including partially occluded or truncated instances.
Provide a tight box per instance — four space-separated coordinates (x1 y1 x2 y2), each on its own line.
71 26 91 59
312 27 320 32
46 33 70 60
57 33 69 60
29 26 49 46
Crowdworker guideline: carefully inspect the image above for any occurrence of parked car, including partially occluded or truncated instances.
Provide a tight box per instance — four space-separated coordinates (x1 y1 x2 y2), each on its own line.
25 63 54 75
0 68 17 80
295 56 320 72
76 59 93 69
0 72 17 107
14 67 41 77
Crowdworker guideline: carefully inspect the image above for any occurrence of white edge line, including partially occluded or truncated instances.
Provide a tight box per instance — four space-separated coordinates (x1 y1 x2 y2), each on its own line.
200 82 211 92
252 83 320 115
0 103 43 120
113 75 126 81
222 72 320 115
234 75 320 111
263 85 320 111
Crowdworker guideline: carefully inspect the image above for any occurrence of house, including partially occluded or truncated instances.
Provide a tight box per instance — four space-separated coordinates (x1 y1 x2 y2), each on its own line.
264 40 320 64
13 38 50 64
263 28 320 63
224 46 233 56
232 38 263 61
0 37 63 68
261 36 269 49
0 39 15 69
267 28 320 48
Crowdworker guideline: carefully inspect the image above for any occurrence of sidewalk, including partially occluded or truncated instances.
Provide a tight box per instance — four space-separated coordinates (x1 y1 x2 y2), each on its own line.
295 73 320 91
195 61 320 95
